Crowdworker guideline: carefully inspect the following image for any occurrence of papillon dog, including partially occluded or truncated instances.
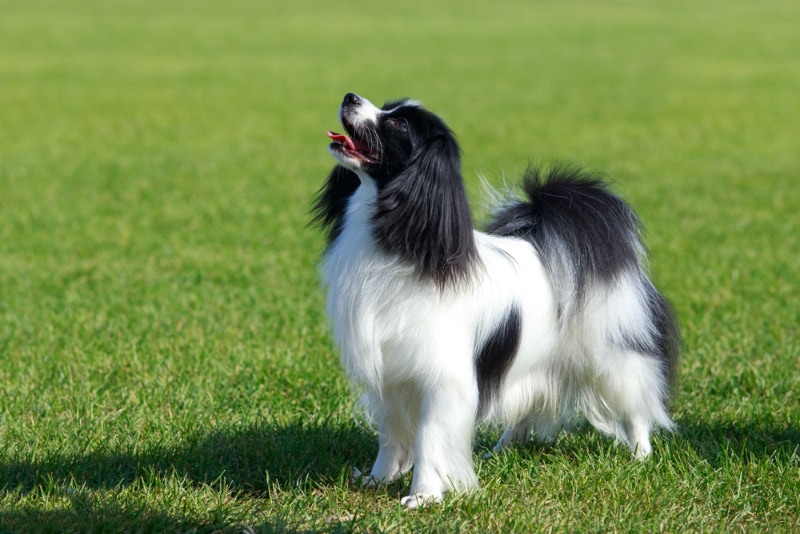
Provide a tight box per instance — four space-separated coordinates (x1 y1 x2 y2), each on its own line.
312 93 679 508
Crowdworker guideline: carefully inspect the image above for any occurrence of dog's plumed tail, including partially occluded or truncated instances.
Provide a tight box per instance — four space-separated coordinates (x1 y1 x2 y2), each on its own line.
486 165 680 401
486 166 641 307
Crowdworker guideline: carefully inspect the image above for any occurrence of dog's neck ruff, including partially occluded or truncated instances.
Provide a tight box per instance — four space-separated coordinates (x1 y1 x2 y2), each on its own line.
321 180 409 389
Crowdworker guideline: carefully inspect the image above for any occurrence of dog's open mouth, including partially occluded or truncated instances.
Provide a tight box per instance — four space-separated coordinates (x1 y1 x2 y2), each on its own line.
327 131 381 164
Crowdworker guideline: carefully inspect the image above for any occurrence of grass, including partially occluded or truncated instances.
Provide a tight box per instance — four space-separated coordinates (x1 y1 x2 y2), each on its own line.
1 0 798 531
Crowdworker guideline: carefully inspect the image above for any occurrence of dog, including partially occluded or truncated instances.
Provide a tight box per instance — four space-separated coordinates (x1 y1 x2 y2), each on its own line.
312 93 679 508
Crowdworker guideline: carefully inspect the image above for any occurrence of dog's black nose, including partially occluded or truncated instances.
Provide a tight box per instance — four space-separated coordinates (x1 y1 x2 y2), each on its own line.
343 93 362 107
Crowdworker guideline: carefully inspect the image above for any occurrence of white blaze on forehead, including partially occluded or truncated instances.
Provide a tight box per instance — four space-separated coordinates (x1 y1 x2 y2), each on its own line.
342 94 382 125
343 96 425 127
382 100 424 114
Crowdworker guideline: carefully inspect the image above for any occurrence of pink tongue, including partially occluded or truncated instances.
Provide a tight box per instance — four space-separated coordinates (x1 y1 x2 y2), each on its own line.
327 131 356 151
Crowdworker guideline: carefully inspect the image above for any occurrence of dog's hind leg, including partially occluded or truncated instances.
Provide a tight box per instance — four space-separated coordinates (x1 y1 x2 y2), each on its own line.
366 429 413 487
364 390 415 487
493 421 531 453
593 350 673 460
625 414 653 459
493 412 561 453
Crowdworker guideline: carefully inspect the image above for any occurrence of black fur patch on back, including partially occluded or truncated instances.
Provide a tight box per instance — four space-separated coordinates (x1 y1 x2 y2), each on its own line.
475 305 522 418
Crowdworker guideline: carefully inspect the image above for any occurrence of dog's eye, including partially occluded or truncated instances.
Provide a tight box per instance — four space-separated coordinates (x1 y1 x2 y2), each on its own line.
388 118 408 132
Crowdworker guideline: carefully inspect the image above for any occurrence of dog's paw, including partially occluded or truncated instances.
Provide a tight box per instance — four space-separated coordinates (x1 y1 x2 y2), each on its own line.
632 442 652 460
400 492 443 509
349 467 385 488
349 467 363 485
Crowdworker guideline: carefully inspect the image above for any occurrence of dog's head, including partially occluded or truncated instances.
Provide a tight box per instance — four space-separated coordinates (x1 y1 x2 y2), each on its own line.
318 93 476 288
327 93 459 185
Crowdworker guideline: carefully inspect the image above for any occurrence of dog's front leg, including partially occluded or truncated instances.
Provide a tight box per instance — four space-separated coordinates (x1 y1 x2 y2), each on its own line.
365 405 414 487
401 378 479 508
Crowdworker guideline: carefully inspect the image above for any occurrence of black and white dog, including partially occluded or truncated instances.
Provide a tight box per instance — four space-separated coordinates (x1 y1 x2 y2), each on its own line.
312 93 679 508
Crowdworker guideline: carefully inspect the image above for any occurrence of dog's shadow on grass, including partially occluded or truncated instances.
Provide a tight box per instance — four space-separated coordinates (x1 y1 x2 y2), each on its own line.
1 417 798 530
0 418 374 497
0 418 378 530
2 416 798 497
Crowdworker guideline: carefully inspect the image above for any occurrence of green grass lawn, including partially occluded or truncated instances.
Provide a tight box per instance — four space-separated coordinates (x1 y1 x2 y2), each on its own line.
1 0 798 531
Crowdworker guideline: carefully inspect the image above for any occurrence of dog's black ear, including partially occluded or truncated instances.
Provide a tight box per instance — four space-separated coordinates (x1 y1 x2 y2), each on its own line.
310 165 360 248
373 132 477 288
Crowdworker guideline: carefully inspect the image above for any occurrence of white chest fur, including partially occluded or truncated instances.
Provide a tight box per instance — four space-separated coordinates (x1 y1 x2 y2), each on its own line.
322 181 404 389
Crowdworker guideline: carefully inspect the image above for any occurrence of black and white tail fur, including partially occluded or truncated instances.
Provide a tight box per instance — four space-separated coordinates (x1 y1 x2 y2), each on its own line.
312 93 679 508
